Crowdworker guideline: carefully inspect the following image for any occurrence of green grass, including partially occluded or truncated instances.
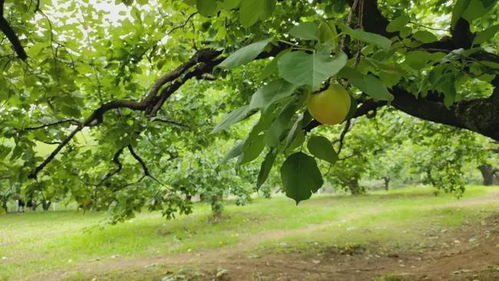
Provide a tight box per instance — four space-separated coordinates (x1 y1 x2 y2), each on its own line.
0 185 497 281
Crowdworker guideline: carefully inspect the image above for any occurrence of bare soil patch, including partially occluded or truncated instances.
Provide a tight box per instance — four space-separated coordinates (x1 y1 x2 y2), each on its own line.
27 196 499 281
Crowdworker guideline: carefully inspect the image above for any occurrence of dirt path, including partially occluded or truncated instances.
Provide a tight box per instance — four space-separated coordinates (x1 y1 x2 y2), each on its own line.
28 192 499 281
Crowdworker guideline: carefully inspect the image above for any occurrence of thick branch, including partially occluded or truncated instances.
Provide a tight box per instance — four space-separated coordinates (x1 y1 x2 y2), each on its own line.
29 49 225 178
0 0 27 60
390 80 499 141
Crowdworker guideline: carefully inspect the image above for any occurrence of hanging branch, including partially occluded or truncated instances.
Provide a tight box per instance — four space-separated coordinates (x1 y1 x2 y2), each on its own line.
0 0 27 60
127 144 163 185
337 119 353 155
96 146 126 187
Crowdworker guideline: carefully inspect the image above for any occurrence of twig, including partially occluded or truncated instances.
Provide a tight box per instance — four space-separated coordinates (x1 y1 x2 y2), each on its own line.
337 119 352 155
167 12 197 35
96 146 126 186
151 117 191 129
21 119 81 131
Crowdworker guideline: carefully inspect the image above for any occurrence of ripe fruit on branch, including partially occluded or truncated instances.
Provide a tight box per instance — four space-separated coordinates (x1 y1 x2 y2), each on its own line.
307 84 351 125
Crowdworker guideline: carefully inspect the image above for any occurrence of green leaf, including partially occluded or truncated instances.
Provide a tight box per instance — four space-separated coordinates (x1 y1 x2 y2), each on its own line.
196 0 218 17
386 15 410 32
462 0 488 23
223 141 245 163
340 24 392 50
289 22 320 41
212 105 252 133
280 152 324 204
319 20 337 45
257 148 277 188
278 51 347 90
451 0 471 27
239 0 276 27
283 114 304 149
249 79 296 110
219 39 272 68
339 67 394 102
239 133 265 164
307 136 338 164
221 0 240 10
473 24 499 44
413 31 438 43
265 101 297 147
405 51 431 70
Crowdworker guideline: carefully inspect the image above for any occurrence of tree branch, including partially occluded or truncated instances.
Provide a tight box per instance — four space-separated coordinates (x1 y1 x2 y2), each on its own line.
337 119 353 155
29 49 225 178
21 119 81 131
96 146 126 187
0 0 27 60
151 117 191 129
126 144 164 185
390 81 499 141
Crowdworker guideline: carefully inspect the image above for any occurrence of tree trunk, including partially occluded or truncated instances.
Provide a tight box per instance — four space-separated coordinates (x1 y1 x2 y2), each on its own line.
42 201 51 211
347 178 364 195
210 192 224 220
478 164 495 186
1 201 8 213
383 176 390 190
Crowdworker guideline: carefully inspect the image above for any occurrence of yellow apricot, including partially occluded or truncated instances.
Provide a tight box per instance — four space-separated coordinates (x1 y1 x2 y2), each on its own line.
307 84 351 125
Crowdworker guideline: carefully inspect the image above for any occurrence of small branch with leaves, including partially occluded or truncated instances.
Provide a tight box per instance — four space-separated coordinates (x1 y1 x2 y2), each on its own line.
0 0 27 60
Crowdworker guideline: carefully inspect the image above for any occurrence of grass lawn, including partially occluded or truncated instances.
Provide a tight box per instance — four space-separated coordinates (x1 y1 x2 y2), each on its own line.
0 185 498 281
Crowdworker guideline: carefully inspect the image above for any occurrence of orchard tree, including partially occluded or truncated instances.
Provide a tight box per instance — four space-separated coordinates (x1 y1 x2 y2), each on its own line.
0 0 498 217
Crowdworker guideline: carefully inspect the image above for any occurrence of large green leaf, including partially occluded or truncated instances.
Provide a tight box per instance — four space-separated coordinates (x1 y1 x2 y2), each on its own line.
413 31 437 43
212 105 252 133
221 0 240 9
222 141 245 163
386 15 410 32
196 0 218 17
307 136 338 164
405 51 432 70
265 102 297 147
256 148 277 188
219 39 272 68
278 51 347 90
340 24 391 50
462 0 490 23
249 79 296 110
239 0 276 27
239 133 265 164
319 21 337 45
289 22 320 41
339 67 394 102
451 0 471 27
280 152 324 204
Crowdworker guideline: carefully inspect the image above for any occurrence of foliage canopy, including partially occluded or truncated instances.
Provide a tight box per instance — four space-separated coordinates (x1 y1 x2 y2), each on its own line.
0 0 497 217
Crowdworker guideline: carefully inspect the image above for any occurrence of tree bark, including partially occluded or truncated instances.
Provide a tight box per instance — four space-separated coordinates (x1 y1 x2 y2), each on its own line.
1 201 7 213
383 176 390 190
42 200 51 211
210 192 224 220
478 164 497 186
347 178 365 195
